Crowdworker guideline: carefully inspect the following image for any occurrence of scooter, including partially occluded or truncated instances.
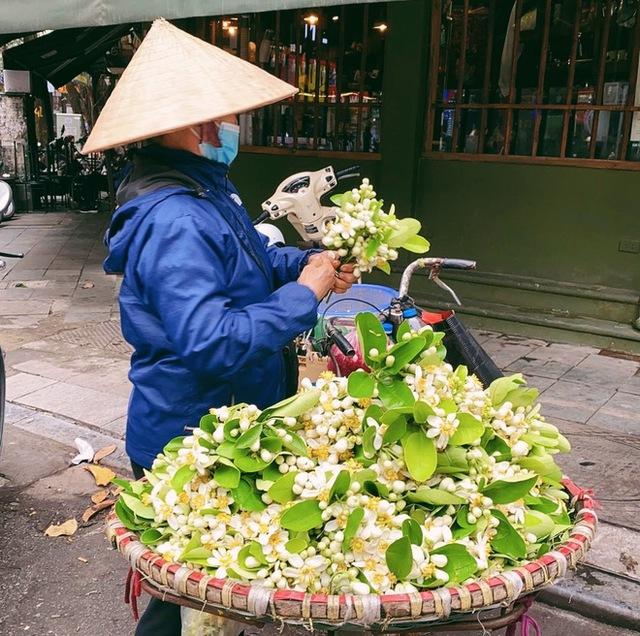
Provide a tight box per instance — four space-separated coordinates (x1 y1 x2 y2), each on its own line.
0 250 24 453
255 165 502 388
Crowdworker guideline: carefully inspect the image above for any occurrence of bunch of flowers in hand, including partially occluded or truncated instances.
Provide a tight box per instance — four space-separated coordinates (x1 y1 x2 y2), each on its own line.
321 178 430 274
115 313 574 598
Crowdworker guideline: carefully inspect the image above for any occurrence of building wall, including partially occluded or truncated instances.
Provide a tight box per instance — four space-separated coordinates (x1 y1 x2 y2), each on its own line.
231 0 640 349
0 94 28 176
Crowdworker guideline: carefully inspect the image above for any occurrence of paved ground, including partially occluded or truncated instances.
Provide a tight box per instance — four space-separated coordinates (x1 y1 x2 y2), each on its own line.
1 211 639 635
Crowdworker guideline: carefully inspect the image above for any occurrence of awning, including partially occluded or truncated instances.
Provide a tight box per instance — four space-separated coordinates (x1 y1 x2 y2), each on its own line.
3 25 132 88
0 0 396 34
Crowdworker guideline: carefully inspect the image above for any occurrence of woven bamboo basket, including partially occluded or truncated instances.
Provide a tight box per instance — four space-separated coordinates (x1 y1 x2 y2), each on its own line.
106 478 596 631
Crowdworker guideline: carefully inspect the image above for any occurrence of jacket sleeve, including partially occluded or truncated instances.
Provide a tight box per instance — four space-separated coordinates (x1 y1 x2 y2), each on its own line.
137 213 318 380
260 235 322 287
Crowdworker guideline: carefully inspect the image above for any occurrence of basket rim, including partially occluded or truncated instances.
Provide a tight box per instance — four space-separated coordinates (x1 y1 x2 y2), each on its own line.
107 477 597 627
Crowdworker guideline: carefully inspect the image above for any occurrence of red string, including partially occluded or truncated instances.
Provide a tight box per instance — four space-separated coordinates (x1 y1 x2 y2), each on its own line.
124 567 142 621
574 487 602 511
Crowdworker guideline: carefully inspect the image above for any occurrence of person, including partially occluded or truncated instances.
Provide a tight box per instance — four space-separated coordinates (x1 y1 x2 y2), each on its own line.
82 19 357 635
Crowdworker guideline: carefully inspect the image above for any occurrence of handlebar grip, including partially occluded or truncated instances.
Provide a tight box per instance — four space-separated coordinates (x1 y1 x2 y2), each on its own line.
441 258 476 270
253 211 270 225
326 323 355 357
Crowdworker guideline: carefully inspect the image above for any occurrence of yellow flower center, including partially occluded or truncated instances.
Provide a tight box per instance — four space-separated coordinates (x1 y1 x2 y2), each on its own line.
365 497 380 511
312 445 330 461
178 492 190 505
217 513 231 524
351 537 365 552
318 488 331 503
191 494 205 510
383 468 399 482
441 421 457 436
269 533 283 547
319 371 336 381
141 493 152 505
421 562 436 578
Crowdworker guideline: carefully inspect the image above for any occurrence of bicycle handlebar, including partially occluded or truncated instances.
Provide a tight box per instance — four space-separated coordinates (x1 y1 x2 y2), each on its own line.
399 257 476 298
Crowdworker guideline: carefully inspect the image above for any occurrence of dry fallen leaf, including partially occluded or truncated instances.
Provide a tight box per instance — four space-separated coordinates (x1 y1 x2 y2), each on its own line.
77 557 88 563
84 464 115 486
93 444 117 463
82 499 116 523
91 490 109 504
81 281 94 289
44 518 78 537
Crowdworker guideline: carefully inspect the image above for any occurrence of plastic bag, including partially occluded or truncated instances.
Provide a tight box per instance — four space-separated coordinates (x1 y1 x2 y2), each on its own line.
180 608 245 636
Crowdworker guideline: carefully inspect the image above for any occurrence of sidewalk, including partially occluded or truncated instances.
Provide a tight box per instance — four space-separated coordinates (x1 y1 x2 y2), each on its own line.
1 212 640 634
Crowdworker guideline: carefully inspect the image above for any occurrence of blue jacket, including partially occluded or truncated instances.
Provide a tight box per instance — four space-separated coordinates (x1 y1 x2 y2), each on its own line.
104 146 318 468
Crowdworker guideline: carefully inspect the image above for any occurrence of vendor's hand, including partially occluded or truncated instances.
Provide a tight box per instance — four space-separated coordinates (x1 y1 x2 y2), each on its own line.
308 250 340 269
332 263 359 294
298 257 339 300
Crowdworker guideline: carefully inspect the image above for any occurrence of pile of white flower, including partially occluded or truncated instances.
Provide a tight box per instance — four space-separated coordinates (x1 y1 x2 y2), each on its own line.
115 313 573 596
321 178 430 274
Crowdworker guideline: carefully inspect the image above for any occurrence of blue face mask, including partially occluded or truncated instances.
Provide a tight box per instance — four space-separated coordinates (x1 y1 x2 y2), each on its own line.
199 122 240 165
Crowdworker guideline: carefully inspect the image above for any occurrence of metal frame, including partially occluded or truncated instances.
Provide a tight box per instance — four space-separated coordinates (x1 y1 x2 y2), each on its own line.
424 0 640 170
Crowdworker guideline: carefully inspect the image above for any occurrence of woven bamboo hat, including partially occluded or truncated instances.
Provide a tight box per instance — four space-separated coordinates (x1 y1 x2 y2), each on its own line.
82 18 297 154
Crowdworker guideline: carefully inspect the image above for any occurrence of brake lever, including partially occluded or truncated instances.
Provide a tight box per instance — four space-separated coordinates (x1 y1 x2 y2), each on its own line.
429 270 462 306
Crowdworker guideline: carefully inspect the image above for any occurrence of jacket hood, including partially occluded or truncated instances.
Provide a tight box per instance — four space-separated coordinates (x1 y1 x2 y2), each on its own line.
104 145 215 274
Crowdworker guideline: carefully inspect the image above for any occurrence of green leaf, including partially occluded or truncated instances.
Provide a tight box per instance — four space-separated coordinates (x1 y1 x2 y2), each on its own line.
347 371 375 399
342 508 365 553
402 235 431 253
431 543 478 583
282 431 309 457
524 510 555 540
365 237 381 259
199 414 216 434
482 476 537 504
285 537 307 554
388 218 422 248
376 260 391 275
355 312 388 366
261 436 283 454
517 454 562 481
330 470 351 501
407 487 465 506
402 431 436 482
235 424 263 450
449 413 484 446
170 465 196 492
120 493 155 520
330 193 344 205
402 518 424 545
362 425 377 458
506 387 539 409
140 528 169 545
163 436 186 454
262 389 322 420
262 462 283 482
232 478 267 512
382 416 407 445
437 447 469 473
182 547 212 562
268 471 298 504
490 510 527 559
378 378 415 409
216 442 236 459
115 498 148 531
385 536 413 579
524 495 560 514
214 464 241 489
396 321 412 342
111 477 134 494
414 400 435 424
233 451 271 473
363 480 389 498
385 338 427 374
280 500 323 532
489 374 525 406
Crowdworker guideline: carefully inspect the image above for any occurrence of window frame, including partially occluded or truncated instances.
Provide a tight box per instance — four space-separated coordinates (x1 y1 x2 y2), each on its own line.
423 0 640 171
211 6 384 160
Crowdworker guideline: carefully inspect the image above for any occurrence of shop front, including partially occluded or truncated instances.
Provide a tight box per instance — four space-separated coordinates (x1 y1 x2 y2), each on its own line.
1 0 638 351
231 0 640 353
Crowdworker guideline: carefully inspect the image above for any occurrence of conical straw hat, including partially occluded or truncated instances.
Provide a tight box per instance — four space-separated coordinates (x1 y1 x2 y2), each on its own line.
82 18 297 154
